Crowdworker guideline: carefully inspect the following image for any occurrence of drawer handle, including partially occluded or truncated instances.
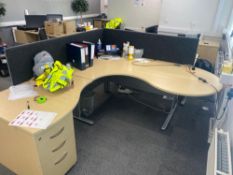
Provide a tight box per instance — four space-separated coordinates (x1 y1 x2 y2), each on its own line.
52 140 66 153
50 127 64 139
54 152 68 165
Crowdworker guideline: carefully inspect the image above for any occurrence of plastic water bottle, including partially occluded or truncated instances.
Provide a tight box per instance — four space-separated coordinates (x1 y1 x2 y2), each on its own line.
97 39 102 51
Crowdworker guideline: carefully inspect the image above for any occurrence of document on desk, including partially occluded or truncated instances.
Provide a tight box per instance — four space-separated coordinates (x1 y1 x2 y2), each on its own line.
9 110 57 129
8 84 38 100
98 55 121 60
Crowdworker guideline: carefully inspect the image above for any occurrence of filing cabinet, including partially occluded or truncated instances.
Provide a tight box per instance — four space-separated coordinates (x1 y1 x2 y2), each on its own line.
0 112 77 175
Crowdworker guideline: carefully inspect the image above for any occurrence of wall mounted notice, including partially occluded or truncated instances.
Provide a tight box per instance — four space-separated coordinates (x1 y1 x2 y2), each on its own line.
133 0 144 7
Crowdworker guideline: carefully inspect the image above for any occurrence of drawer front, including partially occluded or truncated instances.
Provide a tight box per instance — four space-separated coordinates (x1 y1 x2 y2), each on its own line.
39 137 77 175
36 113 74 149
36 113 77 175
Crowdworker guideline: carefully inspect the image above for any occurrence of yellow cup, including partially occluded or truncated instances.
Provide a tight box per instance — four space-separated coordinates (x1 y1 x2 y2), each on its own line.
128 46 134 60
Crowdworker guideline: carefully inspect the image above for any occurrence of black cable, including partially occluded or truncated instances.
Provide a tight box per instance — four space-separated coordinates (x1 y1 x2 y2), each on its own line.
186 65 221 117
186 65 219 94
216 89 233 120
216 99 230 120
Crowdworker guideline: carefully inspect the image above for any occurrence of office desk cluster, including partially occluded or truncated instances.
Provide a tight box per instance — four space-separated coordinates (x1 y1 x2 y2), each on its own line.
0 58 222 175
1 29 222 175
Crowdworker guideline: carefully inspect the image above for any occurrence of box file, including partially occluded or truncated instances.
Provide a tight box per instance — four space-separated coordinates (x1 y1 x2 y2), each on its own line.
82 41 95 66
67 43 89 70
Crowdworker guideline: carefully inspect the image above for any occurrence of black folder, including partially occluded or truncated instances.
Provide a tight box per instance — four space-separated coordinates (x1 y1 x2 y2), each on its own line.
82 41 95 66
67 43 89 70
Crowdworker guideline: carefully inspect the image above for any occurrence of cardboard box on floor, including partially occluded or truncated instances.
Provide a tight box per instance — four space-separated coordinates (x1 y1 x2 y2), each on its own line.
44 21 64 36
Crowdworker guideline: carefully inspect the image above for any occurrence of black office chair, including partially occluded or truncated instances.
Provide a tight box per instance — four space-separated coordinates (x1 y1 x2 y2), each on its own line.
145 25 158 34
38 28 48 40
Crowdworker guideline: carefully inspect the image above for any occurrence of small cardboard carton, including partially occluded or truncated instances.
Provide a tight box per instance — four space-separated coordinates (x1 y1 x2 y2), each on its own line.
44 21 64 36
64 20 76 34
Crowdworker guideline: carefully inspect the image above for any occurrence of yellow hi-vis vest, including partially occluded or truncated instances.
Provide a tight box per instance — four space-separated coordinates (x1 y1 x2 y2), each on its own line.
36 61 74 92
105 18 123 29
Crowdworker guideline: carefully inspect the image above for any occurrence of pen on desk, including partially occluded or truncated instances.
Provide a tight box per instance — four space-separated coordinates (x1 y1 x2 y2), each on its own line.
27 101 30 110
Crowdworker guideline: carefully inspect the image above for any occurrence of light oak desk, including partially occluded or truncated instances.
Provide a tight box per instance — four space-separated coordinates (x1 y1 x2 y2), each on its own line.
14 30 39 44
14 29 96 43
14 29 79 43
0 58 222 175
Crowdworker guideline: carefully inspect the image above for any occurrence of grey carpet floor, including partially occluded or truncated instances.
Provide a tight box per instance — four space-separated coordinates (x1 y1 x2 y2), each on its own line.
66 94 212 175
0 89 213 175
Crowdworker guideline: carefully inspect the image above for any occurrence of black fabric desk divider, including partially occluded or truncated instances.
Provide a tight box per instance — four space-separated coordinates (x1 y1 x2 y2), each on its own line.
6 29 103 85
6 29 199 85
102 29 199 65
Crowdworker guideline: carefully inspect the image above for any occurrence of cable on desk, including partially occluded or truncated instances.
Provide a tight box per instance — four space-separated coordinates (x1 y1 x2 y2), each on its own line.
186 65 221 117
186 65 219 94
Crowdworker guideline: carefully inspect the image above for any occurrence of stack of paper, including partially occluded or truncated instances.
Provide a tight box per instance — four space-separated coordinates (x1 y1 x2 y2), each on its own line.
8 84 38 100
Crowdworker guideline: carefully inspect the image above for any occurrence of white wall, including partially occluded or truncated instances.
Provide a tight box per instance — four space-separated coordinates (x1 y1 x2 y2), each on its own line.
159 0 220 35
0 0 100 22
158 0 233 36
107 0 161 29
226 9 233 51
100 0 108 14
107 0 233 36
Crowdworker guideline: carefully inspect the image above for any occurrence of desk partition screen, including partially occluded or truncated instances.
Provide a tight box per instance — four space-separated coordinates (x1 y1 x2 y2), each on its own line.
6 29 103 85
102 29 199 65
6 29 199 85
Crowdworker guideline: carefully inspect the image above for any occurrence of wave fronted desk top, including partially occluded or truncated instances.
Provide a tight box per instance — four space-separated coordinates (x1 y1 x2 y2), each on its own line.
74 58 222 97
0 58 222 134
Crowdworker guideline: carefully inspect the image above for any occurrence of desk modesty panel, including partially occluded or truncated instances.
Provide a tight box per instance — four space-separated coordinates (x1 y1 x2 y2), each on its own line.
6 29 199 85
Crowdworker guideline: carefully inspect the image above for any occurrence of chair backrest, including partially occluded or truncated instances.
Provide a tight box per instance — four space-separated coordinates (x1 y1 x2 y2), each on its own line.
38 28 48 40
145 25 158 34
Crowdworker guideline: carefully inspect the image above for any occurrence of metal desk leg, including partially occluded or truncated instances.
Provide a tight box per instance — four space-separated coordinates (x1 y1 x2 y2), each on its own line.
73 104 94 125
178 96 186 106
104 80 111 93
161 96 178 130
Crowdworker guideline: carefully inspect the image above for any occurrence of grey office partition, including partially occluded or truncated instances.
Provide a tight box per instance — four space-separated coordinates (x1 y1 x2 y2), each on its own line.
6 29 103 85
6 29 199 86
102 29 199 65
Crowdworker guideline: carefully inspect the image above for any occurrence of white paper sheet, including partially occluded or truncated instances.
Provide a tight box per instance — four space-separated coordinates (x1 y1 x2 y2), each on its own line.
9 110 57 129
8 84 38 100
